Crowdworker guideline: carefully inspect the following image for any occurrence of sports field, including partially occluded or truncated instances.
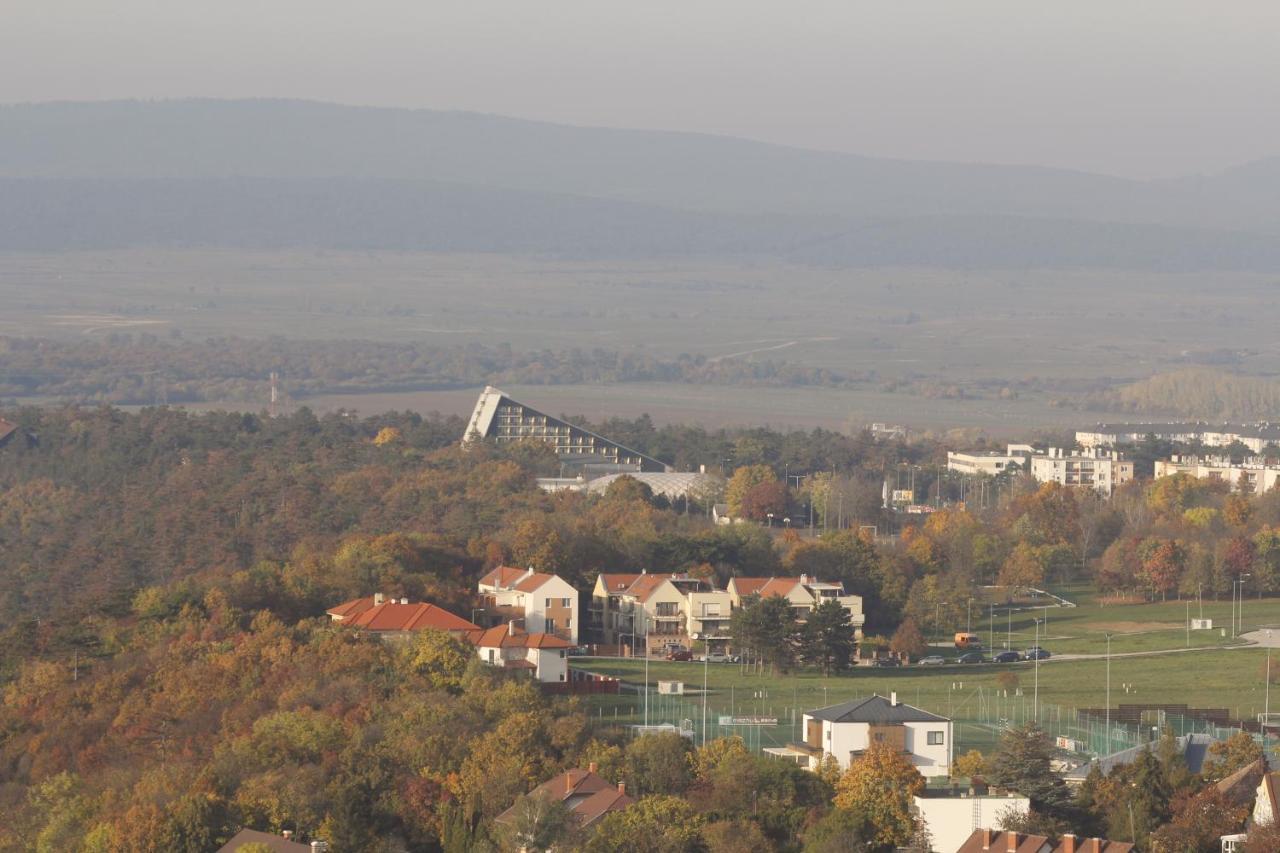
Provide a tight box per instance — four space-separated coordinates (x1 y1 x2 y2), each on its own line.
579 593 1280 759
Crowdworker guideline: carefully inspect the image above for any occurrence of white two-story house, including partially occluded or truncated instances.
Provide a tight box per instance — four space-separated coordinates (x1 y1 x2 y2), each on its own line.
478 566 579 644
788 693 952 777
727 575 865 636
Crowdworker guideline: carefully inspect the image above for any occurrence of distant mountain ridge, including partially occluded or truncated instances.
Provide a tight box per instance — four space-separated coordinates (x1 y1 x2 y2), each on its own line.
2 99 1279 266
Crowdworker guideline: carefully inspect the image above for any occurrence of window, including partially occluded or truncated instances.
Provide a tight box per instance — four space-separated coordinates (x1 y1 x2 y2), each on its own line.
562 597 573 608
559 673 566 681
546 598 552 608
487 649 495 663
545 619 557 633
560 650 566 658
927 731 945 746
565 618 572 629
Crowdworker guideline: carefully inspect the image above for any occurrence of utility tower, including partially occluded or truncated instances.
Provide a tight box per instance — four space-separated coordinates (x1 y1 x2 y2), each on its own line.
269 372 279 418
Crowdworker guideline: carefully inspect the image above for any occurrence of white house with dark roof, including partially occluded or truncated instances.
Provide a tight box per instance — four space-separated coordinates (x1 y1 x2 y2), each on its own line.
784 693 952 776
478 565 579 644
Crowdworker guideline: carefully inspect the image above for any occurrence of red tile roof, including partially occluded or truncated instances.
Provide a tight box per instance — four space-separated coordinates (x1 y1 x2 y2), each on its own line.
624 574 674 603
0 418 17 445
1050 837 1134 853
955 829 1050 853
465 624 574 649
478 566 529 588
599 572 646 593
731 577 803 599
341 601 480 633
327 596 378 620
215 829 312 853
513 572 558 593
497 768 634 828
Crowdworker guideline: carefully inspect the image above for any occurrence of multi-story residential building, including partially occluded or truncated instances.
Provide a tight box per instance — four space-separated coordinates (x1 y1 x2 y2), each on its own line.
477 565 580 644
946 444 1038 477
1029 448 1134 496
1154 455 1280 494
1078 422 1280 454
781 693 952 776
726 575 865 634
590 572 726 653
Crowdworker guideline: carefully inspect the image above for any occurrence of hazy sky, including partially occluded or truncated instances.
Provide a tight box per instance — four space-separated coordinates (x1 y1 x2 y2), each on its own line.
5 1 1279 179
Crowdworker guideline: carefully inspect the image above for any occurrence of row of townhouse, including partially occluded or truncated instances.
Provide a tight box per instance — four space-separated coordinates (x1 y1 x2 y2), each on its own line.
589 571 865 655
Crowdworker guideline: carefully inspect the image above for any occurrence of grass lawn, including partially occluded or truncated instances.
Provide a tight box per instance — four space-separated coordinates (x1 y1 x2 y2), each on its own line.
955 587 1280 657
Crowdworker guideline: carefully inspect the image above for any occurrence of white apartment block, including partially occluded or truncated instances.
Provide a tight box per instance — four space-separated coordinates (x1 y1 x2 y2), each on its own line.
1029 448 1134 496
590 572 719 653
726 575 865 634
1154 455 1280 494
477 566 580 645
946 444 1038 476
1078 423 1280 454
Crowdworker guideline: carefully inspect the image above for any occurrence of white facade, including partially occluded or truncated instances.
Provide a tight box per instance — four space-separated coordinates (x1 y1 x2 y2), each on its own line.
1078 423 1280 454
475 642 569 683
478 567 579 644
1155 456 1280 494
797 694 952 778
947 444 1038 477
1029 448 1134 496
913 793 1030 853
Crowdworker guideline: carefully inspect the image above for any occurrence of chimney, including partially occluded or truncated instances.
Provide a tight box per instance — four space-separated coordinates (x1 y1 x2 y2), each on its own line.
588 762 598 774
1061 835 1076 853
891 691 899 706
617 781 626 795
399 597 408 604
1006 831 1018 853
373 592 384 606
982 828 992 850
566 772 573 794
1089 840 1101 853
524 565 535 579
282 831 293 840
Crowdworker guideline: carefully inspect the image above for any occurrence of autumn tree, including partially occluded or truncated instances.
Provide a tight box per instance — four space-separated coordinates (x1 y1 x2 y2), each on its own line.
889 618 927 660
624 732 695 796
584 795 704 853
833 742 925 848
726 465 778 518
1201 731 1263 782
998 543 1044 592
952 750 988 780
740 480 790 523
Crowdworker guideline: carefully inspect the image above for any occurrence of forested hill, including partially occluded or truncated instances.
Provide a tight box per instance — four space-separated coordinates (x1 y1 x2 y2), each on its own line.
3 100 1280 268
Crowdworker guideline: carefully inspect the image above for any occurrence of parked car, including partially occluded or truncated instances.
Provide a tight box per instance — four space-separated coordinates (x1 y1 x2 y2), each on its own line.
918 655 946 666
1024 647 1051 660
699 653 739 663
993 650 1021 663
872 658 901 668
666 648 693 661
566 645 590 657
957 652 986 664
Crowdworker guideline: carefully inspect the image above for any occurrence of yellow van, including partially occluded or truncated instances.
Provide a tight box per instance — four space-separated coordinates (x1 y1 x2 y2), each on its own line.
954 632 983 650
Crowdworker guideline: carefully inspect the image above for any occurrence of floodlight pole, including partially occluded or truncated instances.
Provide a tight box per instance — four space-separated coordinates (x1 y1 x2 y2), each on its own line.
1267 630 1273 731
644 619 650 727
1105 633 1112 756
702 651 709 746
1033 618 1041 722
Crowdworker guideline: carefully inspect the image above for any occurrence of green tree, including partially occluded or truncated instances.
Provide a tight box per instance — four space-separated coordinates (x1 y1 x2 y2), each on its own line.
625 732 695 796
584 795 704 853
987 723 1072 818
801 808 871 853
501 791 578 853
833 742 925 848
801 598 854 675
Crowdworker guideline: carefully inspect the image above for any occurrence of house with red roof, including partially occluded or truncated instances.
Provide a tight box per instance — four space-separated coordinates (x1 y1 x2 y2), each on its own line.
465 621 575 683
495 762 634 830
727 574 865 634
326 593 480 639
477 565 579 644
589 571 729 654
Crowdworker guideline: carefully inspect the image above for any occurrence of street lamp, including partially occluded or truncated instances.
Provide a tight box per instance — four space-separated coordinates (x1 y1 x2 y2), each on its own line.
967 597 974 634
1267 630 1273 733
767 512 774 528
783 517 791 528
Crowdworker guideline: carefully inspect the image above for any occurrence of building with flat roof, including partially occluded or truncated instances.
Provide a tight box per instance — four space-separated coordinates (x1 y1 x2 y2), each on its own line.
463 386 669 472
947 444 1038 476
1154 455 1280 494
1030 448 1133 496
1078 423 1280 454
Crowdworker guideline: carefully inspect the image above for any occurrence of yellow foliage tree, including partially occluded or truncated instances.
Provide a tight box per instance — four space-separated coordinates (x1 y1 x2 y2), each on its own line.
833 742 925 847
373 426 402 446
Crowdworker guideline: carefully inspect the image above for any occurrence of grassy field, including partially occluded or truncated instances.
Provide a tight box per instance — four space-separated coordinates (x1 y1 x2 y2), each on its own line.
576 594 1280 757
7 248 1280 430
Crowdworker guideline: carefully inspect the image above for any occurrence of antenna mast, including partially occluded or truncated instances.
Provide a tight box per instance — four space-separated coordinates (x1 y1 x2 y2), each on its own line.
269 372 280 418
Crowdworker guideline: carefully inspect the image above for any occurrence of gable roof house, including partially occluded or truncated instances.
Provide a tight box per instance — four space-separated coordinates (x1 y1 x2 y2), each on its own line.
727 575 865 634
496 763 634 830
326 594 480 639
215 829 318 852
773 693 952 776
589 571 710 652
465 622 575 683
478 565 580 644
955 830 1134 853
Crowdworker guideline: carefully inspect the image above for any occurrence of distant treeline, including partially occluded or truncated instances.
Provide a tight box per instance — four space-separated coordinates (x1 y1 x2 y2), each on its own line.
0 335 868 404
1087 368 1280 421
